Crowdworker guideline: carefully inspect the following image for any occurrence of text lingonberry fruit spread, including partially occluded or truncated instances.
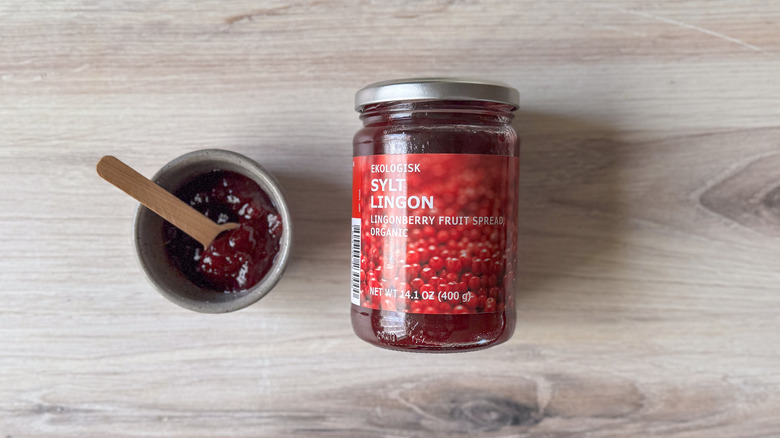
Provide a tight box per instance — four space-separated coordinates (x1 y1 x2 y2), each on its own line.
164 170 283 293
351 78 520 352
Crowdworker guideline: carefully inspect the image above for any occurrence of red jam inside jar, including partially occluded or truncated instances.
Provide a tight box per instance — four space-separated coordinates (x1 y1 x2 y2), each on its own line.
352 79 520 352
164 170 283 293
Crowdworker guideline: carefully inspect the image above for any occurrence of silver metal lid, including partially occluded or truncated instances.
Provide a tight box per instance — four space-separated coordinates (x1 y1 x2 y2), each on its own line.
355 78 519 112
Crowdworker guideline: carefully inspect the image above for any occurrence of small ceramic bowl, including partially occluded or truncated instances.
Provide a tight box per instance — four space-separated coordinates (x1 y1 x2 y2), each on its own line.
133 149 292 313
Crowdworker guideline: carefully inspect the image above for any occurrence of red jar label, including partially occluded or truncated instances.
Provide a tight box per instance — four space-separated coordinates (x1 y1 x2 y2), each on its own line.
352 154 519 314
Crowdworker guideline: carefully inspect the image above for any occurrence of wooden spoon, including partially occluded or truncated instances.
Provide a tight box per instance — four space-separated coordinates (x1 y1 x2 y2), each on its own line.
97 155 239 248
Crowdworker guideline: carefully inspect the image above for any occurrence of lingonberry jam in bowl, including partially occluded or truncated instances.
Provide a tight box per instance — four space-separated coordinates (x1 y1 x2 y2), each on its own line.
134 149 292 313
352 78 520 352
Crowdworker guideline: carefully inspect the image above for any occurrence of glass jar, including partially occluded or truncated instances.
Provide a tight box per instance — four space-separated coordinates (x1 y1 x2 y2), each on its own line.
351 78 520 352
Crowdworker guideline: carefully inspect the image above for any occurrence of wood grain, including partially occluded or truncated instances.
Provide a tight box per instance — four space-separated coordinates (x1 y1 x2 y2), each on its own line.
2 1 780 437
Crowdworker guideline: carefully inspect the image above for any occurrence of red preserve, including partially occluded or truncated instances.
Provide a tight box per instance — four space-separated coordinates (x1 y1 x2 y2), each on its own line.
351 78 520 352
164 170 283 293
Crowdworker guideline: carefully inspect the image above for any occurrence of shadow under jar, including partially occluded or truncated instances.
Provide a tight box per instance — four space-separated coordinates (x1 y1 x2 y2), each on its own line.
351 78 520 352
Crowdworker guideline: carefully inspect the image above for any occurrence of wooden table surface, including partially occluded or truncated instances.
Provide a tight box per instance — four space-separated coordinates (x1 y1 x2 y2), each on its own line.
2 1 780 436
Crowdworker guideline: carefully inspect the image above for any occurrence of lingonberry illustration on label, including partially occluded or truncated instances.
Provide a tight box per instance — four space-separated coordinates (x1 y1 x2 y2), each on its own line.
351 153 519 314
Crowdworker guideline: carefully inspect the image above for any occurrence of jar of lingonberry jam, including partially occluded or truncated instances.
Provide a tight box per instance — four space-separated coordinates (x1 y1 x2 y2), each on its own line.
351 78 520 352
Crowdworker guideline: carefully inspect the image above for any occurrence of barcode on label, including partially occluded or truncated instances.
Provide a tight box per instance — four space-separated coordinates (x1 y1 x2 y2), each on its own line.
351 218 361 305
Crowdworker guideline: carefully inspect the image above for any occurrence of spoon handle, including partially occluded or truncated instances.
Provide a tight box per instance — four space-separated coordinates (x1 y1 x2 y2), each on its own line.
97 156 230 248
